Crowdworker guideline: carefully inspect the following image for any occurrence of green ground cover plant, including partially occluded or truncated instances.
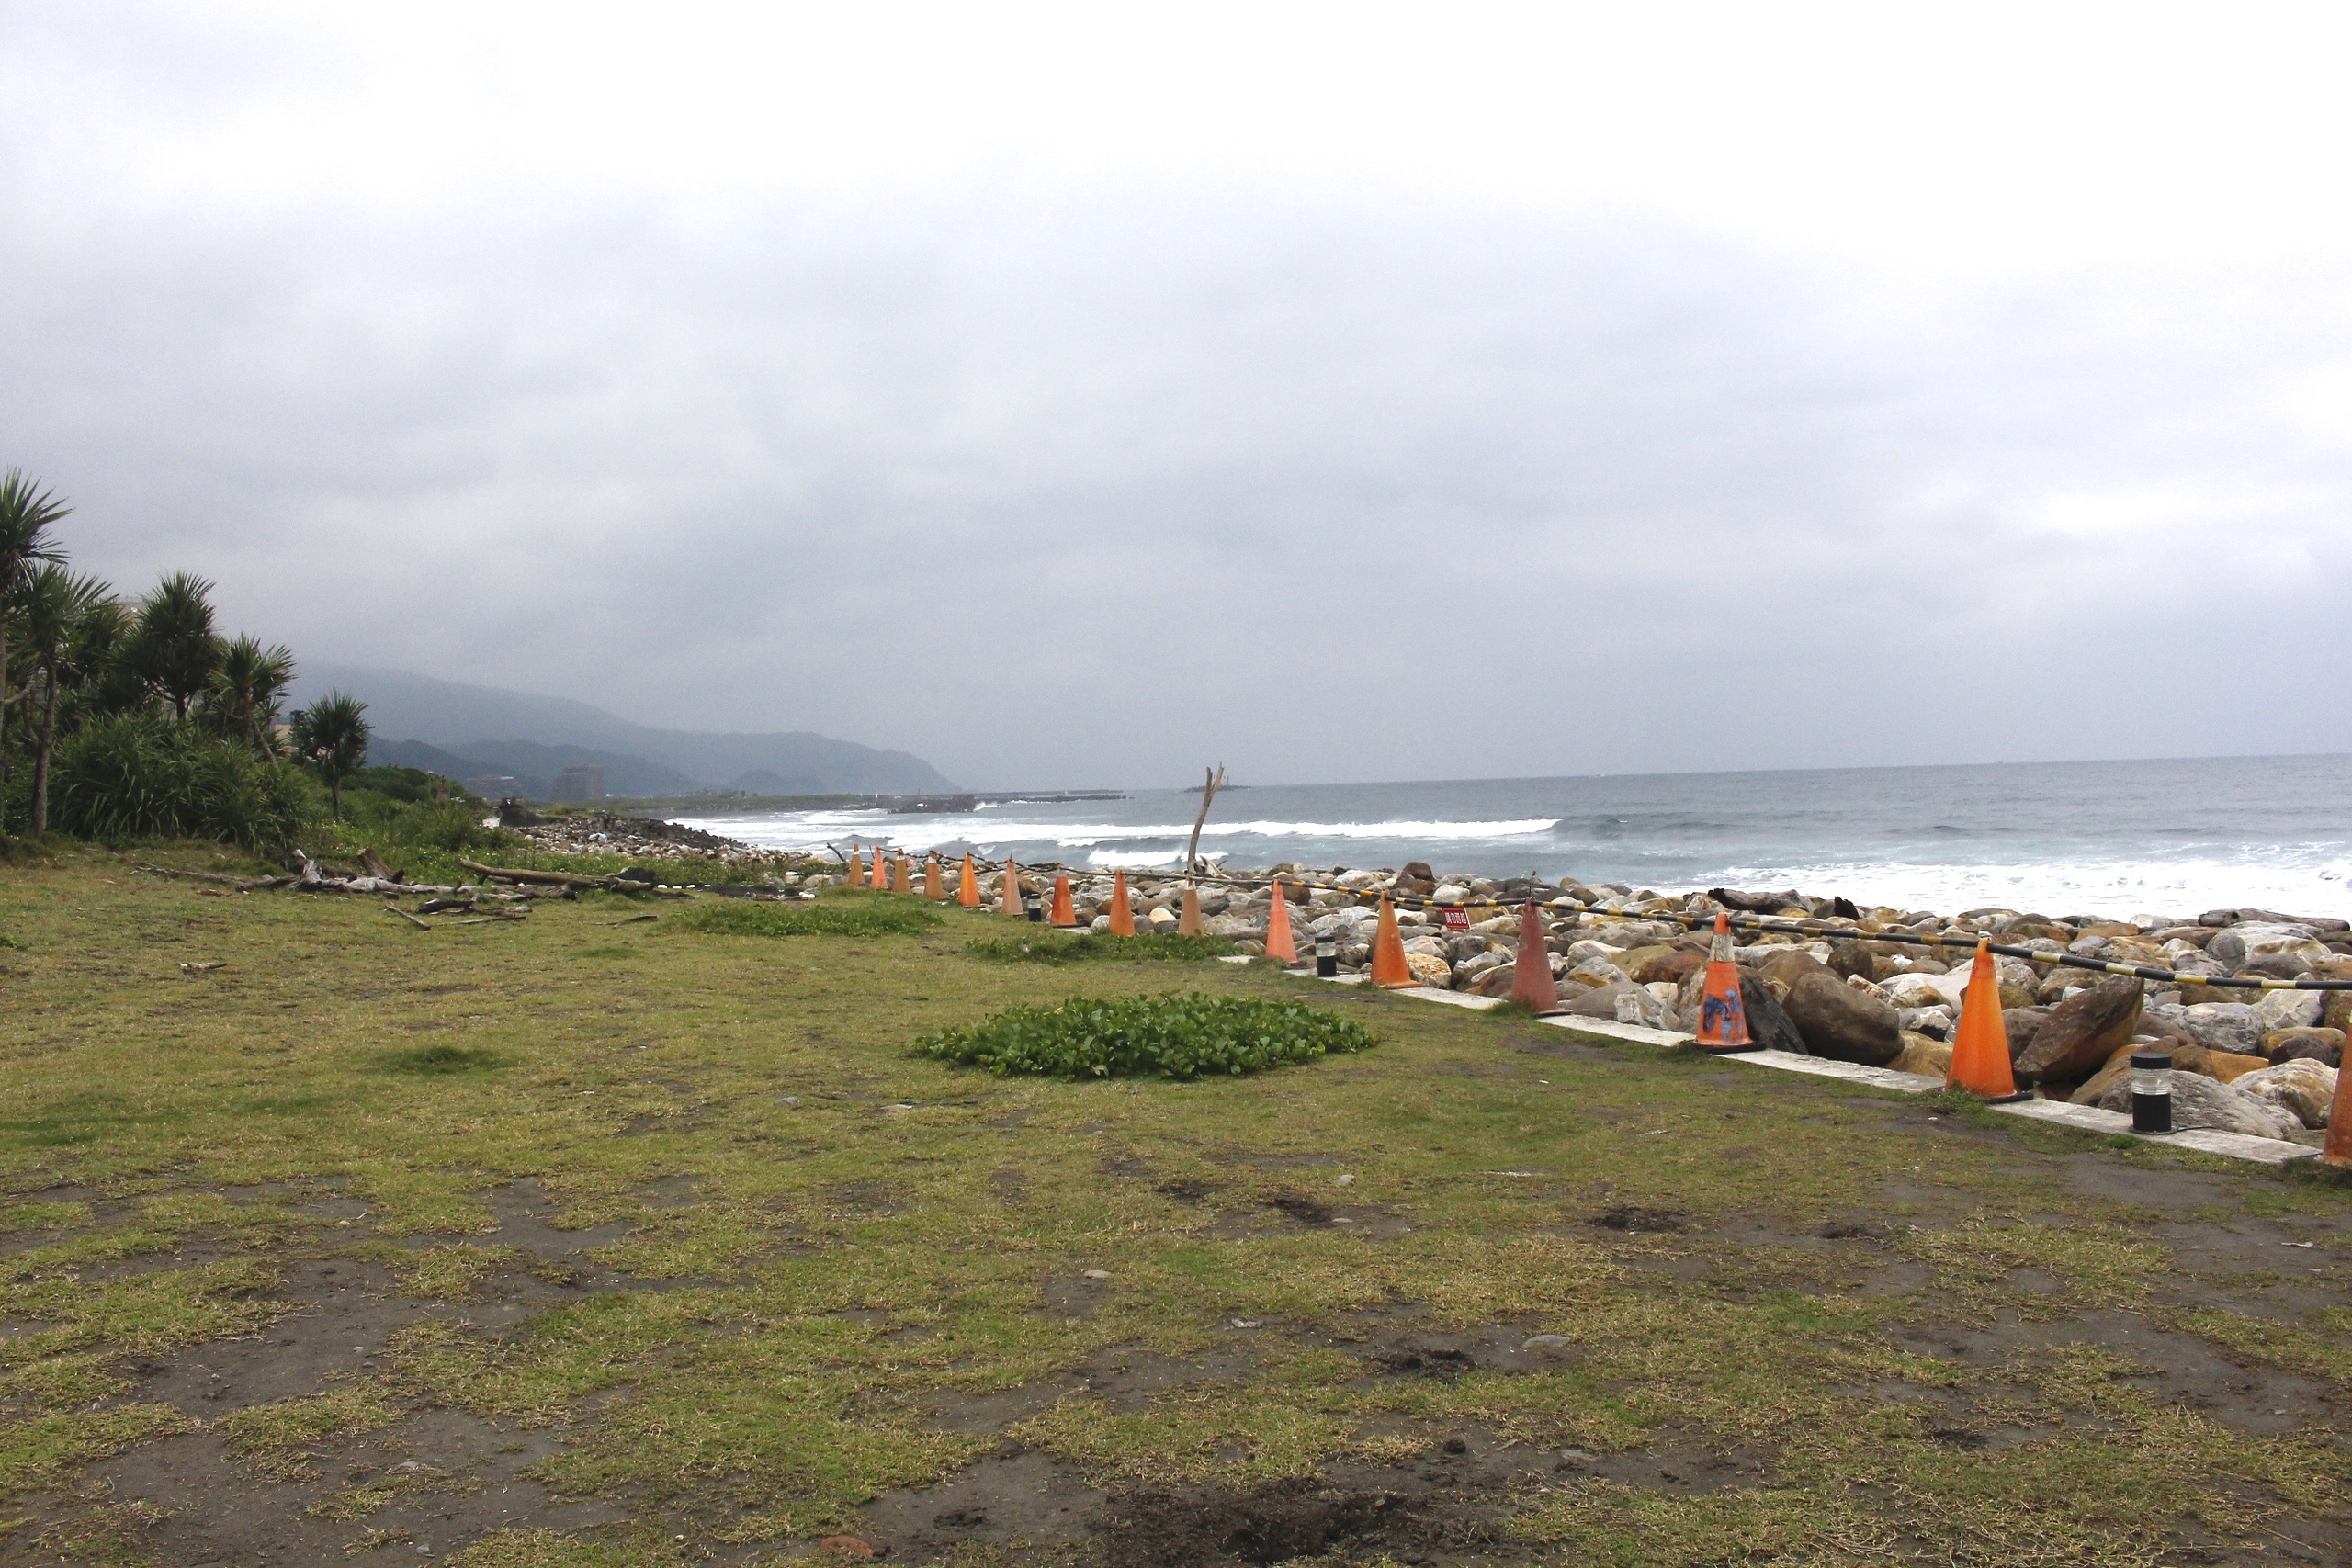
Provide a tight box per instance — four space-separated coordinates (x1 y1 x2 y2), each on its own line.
0 841 2346 1566
964 930 1235 964
675 895 944 939
915 991 1376 1079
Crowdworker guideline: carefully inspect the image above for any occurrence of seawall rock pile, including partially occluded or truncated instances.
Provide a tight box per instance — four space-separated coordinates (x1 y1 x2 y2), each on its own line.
968 859 2351 1134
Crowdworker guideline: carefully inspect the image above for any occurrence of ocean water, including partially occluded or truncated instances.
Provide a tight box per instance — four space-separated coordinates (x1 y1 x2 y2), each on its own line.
669 754 2352 920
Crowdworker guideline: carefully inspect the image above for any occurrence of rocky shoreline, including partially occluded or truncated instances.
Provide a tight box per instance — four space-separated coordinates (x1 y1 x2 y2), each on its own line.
517 818 2349 1141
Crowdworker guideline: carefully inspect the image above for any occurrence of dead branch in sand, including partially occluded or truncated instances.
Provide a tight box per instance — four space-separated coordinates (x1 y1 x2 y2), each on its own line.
1184 764 1227 877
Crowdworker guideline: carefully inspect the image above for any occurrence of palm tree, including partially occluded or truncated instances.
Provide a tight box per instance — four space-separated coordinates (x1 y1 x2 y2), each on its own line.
288 690 370 819
130 571 220 721
0 469 72 826
17 565 110 835
207 635 297 754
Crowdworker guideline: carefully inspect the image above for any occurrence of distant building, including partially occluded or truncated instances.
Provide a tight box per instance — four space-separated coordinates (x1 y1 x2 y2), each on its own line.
468 773 521 800
551 764 607 802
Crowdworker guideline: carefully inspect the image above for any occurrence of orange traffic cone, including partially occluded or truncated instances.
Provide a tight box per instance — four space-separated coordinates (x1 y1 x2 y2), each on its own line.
1507 901 1563 1013
871 846 888 889
958 853 979 908
923 854 944 900
1178 886 1202 936
2323 1058 2352 1168
1946 939 2021 1098
853 846 871 886
1001 860 1023 919
1264 878 1297 964
891 856 912 895
1694 913 1753 1051
1369 893 1414 988
1108 871 1136 936
1049 875 1079 928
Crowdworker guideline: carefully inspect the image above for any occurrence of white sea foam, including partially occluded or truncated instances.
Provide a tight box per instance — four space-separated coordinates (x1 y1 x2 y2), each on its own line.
670 813 1558 853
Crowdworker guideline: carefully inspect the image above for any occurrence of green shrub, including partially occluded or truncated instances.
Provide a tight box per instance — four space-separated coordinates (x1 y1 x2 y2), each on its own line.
915 991 1375 1080
676 897 944 939
51 714 315 852
345 765 479 805
966 931 1236 964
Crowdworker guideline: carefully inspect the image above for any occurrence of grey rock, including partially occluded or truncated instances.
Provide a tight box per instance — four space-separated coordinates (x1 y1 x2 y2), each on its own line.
1781 970 1902 1066
2016 976 2144 1085
2266 1027 2345 1068
2091 1070 2303 1141
2172 1001 2265 1056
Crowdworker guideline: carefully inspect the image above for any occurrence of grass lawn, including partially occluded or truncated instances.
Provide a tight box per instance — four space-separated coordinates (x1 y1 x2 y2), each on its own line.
2 842 2348 1566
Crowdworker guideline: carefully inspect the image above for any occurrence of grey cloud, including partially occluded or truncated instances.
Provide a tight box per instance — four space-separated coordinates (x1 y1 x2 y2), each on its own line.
3 175 2347 787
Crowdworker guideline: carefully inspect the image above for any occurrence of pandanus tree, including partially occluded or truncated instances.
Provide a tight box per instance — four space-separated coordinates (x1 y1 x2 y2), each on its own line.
288 690 369 819
17 566 112 834
0 469 72 824
207 635 297 754
130 571 220 720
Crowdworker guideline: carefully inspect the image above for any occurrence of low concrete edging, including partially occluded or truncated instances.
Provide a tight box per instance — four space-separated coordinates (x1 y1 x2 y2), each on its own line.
1294 965 2323 1167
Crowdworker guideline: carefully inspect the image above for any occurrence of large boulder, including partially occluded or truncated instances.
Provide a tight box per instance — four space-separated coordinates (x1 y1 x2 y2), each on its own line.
1781 970 1902 1066
2266 1027 2345 1068
1559 979 1639 1017
1759 948 1832 993
2231 1059 2337 1128
1893 1032 1953 1078
2311 960 2352 1033
2090 1071 2304 1141
2256 989 2326 1032
1405 953 1453 988
2209 922 2331 978
1739 971 1809 1054
2170 1002 2265 1056
2003 1007 2049 1062
1827 940 1879 982
2016 976 2144 1085
2202 1050 2271 1084
1881 973 1950 1010
1616 944 1682 984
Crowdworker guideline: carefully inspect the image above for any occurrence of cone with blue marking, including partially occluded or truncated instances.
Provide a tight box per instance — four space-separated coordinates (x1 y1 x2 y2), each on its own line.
1695 913 1752 1051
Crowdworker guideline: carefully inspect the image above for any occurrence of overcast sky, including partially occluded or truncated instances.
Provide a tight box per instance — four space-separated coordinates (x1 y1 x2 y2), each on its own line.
5 3 2348 788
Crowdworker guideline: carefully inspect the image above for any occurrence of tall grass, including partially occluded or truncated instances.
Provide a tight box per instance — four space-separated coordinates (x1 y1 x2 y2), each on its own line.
50 714 314 852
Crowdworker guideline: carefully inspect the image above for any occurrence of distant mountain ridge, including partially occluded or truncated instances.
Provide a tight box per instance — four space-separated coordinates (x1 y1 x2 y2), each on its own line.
293 665 957 798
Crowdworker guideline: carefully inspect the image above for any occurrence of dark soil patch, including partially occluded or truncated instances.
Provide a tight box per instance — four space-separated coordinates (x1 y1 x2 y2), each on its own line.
1886 1310 2330 1438
95 1405 621 1565
1095 1462 1512 1567
1266 1192 1333 1225
1153 1179 1216 1203
1590 1205 1686 1234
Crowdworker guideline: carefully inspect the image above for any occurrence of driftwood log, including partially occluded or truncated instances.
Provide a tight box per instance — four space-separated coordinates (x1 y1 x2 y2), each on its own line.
456 857 632 891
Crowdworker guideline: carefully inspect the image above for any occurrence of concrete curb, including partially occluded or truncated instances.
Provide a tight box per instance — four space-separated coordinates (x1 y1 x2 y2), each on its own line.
1292 964 2323 1167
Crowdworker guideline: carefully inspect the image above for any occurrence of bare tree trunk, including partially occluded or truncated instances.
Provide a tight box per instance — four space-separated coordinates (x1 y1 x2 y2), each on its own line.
0 615 12 830
30 671 57 836
1184 764 1226 877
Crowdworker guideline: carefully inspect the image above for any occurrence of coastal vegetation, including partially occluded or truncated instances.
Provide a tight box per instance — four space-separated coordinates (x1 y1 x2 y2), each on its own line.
0 468 387 853
914 991 1377 1078
2 844 2349 1562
